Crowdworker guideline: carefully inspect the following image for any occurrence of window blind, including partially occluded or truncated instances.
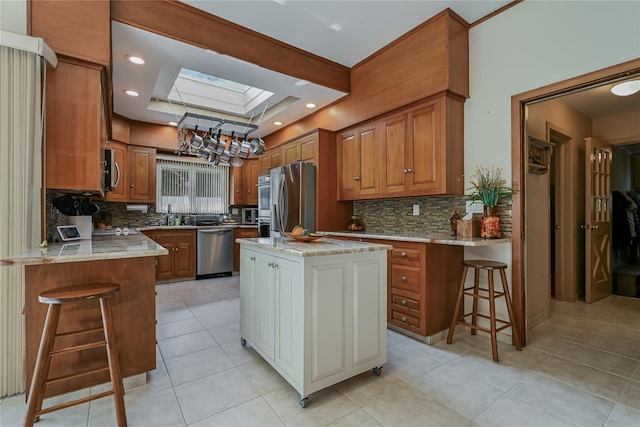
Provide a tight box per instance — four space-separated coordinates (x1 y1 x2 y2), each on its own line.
156 156 229 214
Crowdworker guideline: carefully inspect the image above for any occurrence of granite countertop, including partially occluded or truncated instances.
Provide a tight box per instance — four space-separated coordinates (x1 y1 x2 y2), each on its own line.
237 237 392 258
136 224 255 231
323 231 510 247
1 234 168 266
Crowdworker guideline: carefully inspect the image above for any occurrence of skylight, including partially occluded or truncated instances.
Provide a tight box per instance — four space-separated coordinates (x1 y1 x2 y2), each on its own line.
167 68 274 117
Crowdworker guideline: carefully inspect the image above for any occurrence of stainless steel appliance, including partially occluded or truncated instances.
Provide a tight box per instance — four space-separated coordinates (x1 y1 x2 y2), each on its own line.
242 207 258 225
192 215 234 279
103 148 117 193
257 217 271 237
270 162 316 236
257 174 271 219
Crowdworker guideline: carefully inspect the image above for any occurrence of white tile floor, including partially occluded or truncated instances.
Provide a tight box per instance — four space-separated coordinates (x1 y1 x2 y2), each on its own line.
2 276 640 426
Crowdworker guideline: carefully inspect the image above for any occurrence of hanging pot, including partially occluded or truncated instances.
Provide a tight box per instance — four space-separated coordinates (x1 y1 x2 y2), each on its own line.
249 137 265 155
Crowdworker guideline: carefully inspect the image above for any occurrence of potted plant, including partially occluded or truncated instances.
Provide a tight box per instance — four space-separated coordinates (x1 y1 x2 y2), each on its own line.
466 166 518 238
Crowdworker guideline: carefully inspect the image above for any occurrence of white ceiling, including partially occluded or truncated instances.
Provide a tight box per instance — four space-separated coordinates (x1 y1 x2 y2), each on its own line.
112 0 640 139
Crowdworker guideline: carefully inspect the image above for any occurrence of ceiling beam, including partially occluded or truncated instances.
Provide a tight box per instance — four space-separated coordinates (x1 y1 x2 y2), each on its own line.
111 0 351 94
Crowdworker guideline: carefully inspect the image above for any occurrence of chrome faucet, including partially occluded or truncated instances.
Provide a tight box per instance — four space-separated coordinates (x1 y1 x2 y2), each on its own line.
167 204 173 226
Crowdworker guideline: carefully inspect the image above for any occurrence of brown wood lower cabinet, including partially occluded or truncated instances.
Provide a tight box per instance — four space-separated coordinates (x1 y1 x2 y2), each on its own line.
145 230 196 281
333 236 463 337
233 227 259 271
24 257 156 398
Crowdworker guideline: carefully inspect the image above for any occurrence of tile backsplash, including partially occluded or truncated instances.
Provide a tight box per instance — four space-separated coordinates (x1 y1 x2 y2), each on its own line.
353 195 512 236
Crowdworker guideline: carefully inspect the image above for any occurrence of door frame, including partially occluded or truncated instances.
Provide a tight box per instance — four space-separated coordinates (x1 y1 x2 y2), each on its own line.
510 58 640 346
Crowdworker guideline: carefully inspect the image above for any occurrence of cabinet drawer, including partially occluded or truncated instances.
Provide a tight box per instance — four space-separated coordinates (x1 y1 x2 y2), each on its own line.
390 264 420 293
391 309 420 328
237 229 259 238
391 293 420 311
390 247 421 262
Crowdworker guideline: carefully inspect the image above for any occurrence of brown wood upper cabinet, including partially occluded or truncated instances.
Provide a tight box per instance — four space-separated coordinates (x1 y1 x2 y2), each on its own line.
129 146 156 203
337 93 464 200
105 141 129 202
45 58 107 194
231 159 260 205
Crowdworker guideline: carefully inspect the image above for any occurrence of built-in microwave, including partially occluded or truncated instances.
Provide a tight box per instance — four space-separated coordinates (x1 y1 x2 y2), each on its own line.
242 208 258 225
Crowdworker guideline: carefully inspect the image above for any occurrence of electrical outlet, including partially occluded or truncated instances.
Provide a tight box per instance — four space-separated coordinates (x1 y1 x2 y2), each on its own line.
413 204 419 216
466 201 484 214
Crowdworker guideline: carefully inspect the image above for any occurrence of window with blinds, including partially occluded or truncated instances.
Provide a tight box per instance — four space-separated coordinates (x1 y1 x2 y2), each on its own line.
156 156 229 214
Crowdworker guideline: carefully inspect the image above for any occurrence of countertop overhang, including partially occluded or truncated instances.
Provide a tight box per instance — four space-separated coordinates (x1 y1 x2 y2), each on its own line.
1 234 168 266
324 231 510 247
237 237 392 257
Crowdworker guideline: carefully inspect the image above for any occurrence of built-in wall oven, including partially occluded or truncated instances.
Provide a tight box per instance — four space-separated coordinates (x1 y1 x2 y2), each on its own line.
257 217 270 238
257 174 271 219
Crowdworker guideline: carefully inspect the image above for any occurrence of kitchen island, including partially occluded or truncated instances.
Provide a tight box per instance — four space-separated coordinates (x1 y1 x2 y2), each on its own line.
237 236 392 407
3 234 167 398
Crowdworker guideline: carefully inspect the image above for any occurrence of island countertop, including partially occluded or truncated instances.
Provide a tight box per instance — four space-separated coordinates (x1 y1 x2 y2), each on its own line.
323 231 510 247
237 236 392 257
1 234 168 266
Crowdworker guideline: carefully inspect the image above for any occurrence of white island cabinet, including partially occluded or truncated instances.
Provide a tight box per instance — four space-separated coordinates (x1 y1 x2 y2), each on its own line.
238 237 392 407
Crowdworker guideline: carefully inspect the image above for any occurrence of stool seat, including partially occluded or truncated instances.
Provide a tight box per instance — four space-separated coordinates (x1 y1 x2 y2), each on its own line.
39 283 120 304
447 259 521 362
24 283 127 427
463 260 507 270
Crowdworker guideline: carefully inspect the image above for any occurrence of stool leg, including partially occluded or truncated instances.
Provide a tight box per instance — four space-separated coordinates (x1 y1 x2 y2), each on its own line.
487 271 499 362
24 304 61 426
100 298 127 427
499 269 522 351
470 267 480 335
447 266 469 344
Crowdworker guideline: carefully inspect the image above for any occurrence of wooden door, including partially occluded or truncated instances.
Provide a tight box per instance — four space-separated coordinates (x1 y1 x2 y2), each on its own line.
299 134 317 164
380 114 406 194
584 137 612 303
259 153 272 176
129 146 156 202
246 160 260 204
106 141 128 202
155 239 174 281
174 238 195 277
406 100 442 193
231 165 245 205
271 148 282 170
357 124 379 196
337 131 359 200
283 143 300 165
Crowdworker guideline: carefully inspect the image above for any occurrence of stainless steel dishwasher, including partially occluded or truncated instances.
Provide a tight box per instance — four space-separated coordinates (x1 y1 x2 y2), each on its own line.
192 215 234 279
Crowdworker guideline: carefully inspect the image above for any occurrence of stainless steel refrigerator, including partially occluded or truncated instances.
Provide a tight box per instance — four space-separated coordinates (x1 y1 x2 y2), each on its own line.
270 162 316 236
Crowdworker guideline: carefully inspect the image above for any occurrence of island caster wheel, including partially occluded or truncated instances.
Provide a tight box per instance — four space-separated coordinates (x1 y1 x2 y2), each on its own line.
372 366 382 376
299 397 308 408
240 337 246 347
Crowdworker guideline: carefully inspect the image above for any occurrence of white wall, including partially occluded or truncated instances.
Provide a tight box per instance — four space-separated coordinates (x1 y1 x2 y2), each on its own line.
0 0 26 33
465 0 639 333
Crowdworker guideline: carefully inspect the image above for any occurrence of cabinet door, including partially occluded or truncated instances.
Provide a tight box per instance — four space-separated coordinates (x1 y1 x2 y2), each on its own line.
46 59 104 193
259 153 272 176
299 135 317 164
173 234 196 278
271 149 282 170
129 146 156 202
282 143 300 165
246 160 260 204
231 165 245 205
357 124 379 196
154 239 174 281
254 251 276 360
274 257 302 383
106 141 129 202
406 100 442 193
337 131 359 200
239 248 257 343
380 114 407 194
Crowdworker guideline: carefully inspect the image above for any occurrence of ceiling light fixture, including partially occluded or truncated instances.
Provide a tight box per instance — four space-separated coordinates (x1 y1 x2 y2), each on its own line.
305 103 316 109
168 121 178 127
611 80 640 96
329 23 343 32
125 90 139 97
274 121 283 126
126 55 145 65
294 80 309 87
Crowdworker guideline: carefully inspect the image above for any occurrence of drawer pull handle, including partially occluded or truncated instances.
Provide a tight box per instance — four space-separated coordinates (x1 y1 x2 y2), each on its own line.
401 316 407 322
401 276 407 281
401 299 407 305
250 256 255 261
401 251 406 257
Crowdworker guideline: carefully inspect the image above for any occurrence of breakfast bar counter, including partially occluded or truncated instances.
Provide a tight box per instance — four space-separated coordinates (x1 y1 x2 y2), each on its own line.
4 234 167 399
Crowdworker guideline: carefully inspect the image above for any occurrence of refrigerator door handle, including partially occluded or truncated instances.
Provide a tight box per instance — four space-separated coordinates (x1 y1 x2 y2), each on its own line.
278 173 286 232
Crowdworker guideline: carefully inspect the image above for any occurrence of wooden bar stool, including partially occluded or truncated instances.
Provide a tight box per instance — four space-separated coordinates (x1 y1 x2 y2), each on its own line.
23 283 127 427
446 260 521 362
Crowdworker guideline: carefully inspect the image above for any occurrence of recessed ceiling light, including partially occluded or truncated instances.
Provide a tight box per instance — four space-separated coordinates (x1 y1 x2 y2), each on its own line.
329 23 343 32
274 121 283 126
306 103 316 109
126 55 145 65
611 80 640 96
125 90 139 97
168 121 178 127
294 80 309 87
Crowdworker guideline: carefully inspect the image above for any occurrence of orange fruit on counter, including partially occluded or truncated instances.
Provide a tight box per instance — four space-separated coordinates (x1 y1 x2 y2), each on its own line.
292 225 304 236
